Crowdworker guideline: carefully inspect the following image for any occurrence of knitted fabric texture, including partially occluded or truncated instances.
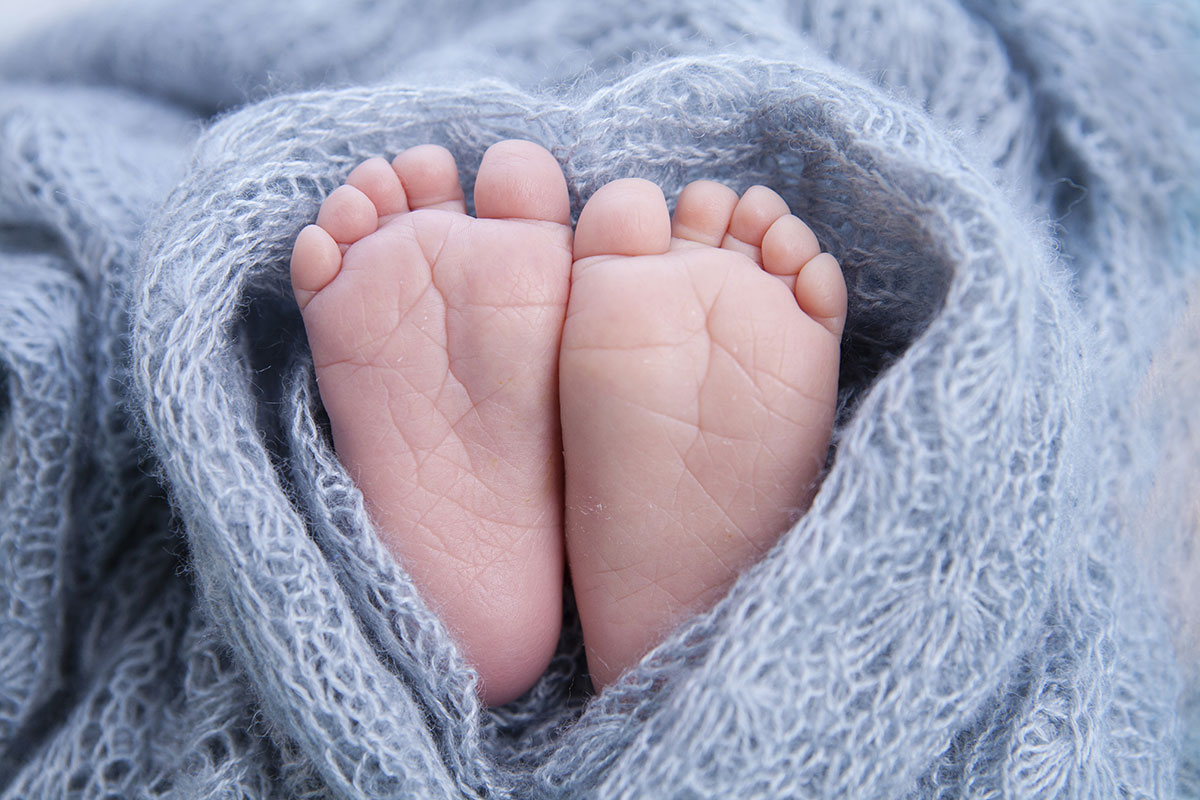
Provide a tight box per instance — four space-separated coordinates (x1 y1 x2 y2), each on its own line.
1 0 1197 797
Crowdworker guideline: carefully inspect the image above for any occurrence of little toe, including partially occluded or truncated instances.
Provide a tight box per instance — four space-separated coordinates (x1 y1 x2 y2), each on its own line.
474 140 570 225
346 157 409 216
290 224 342 311
793 252 848 336
316 184 378 244
671 180 739 248
760 214 822 288
392 145 467 213
722 185 791 264
573 178 671 263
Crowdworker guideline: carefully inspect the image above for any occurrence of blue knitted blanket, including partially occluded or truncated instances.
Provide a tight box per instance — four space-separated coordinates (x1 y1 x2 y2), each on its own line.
1 0 1198 797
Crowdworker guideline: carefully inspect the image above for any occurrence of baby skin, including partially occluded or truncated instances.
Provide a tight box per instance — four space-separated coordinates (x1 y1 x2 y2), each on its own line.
290 141 845 705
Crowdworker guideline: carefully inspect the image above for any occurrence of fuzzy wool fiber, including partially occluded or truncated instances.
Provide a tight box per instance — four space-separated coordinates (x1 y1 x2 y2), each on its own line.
1 0 1198 797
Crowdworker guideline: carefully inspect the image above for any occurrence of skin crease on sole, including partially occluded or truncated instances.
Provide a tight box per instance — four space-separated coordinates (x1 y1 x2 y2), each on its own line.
292 142 846 702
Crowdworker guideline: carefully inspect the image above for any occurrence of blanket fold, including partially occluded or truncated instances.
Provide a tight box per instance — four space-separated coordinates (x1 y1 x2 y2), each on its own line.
1 0 1196 797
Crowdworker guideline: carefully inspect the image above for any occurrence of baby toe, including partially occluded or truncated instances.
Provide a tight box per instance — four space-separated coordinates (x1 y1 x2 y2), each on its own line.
761 214 822 284
316 184 378 244
722 185 791 264
793 252 847 337
290 224 342 311
392 145 467 213
347 157 408 216
671 180 739 248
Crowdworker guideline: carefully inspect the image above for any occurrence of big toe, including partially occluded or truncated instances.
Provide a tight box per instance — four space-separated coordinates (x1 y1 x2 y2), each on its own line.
474 140 570 225
573 178 672 263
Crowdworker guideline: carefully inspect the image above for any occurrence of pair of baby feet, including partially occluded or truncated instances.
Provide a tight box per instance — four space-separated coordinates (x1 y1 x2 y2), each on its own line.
290 141 845 705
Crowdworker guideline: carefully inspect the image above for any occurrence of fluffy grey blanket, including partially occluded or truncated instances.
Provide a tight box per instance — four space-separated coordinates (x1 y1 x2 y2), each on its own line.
1 0 1197 797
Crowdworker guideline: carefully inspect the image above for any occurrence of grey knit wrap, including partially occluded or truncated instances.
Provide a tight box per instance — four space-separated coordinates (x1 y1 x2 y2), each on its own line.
1 0 1197 797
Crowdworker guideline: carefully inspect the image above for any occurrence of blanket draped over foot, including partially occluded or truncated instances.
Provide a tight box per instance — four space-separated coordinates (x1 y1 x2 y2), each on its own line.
1 1 1197 797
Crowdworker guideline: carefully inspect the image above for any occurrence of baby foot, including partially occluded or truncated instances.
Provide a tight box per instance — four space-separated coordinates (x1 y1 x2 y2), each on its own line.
290 141 572 705
560 179 846 689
